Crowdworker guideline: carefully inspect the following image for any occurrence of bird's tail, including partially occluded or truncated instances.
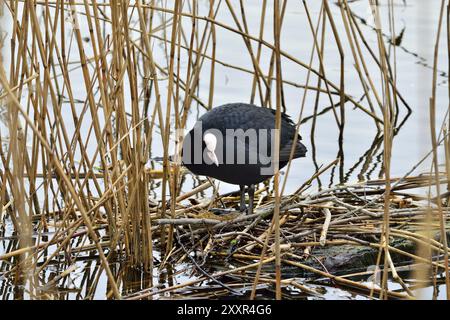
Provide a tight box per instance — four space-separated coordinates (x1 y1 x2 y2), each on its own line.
297 141 307 157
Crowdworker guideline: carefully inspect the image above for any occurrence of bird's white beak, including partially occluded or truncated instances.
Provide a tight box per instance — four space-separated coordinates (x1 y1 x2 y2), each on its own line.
207 151 219 167
204 133 219 167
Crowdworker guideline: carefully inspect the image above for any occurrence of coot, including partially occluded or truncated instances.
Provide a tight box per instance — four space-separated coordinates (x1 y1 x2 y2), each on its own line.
181 103 307 215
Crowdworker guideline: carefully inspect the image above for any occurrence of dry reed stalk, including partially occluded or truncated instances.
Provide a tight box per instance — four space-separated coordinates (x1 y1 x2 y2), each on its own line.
280 1 324 197
249 0 267 105
447 0 450 207
367 1 394 299
340 0 381 130
0 63 121 298
428 0 450 299
162 0 181 257
272 0 283 301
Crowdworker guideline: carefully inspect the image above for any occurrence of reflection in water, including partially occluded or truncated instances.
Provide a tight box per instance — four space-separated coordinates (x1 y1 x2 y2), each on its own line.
0 240 164 300
303 97 411 187
348 133 383 182
342 108 411 184
119 263 154 299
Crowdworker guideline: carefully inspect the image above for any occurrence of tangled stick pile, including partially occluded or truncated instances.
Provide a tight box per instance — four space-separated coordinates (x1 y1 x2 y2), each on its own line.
122 172 450 299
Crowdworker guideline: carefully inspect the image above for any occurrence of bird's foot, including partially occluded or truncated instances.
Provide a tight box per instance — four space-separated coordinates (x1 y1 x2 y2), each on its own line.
239 202 254 215
239 204 248 214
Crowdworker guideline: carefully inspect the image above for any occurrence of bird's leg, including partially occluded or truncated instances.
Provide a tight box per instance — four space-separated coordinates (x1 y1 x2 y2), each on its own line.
247 184 255 215
239 185 247 212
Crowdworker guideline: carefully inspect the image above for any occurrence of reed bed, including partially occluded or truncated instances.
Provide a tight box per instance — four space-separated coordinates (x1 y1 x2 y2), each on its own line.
0 0 448 300
123 172 450 300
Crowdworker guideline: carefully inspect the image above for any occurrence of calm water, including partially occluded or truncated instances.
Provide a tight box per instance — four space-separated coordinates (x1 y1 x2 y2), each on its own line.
159 0 449 196
0 0 449 299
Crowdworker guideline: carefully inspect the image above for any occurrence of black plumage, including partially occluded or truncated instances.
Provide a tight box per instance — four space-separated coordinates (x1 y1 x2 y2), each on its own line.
182 103 307 214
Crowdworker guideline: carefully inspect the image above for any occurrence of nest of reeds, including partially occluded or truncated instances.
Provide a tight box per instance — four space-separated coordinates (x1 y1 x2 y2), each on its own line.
118 171 450 300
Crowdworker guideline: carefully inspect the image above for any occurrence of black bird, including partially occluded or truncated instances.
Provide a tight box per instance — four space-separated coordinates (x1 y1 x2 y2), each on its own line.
181 103 307 215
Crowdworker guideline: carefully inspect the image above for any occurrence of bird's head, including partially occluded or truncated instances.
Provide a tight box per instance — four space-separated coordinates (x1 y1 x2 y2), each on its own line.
203 132 219 167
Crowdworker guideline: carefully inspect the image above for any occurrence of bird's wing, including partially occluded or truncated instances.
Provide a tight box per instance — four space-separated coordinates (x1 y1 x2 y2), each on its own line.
223 131 272 165
223 131 306 164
